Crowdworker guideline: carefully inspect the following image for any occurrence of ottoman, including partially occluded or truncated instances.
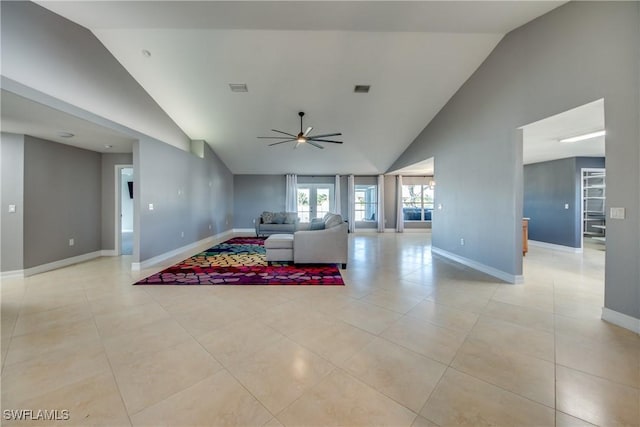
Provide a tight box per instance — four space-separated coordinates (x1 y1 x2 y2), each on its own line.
264 234 294 264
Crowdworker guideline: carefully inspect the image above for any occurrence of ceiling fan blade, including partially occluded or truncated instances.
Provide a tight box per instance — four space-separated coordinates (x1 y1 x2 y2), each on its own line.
307 140 324 149
268 139 295 146
303 126 313 136
308 139 343 144
271 129 297 137
308 132 342 139
258 136 297 139
294 141 301 149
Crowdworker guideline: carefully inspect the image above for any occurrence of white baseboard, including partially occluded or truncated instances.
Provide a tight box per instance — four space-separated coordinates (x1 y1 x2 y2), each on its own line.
232 228 256 234
1 269 25 279
431 246 523 284
131 230 233 271
602 307 640 335
528 240 583 253
101 249 118 256
22 251 103 277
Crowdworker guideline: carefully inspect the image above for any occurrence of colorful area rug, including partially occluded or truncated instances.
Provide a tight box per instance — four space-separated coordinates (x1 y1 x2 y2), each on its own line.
135 237 344 286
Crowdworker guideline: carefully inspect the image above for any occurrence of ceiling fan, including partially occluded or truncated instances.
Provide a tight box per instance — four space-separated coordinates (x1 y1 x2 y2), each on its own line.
258 112 343 149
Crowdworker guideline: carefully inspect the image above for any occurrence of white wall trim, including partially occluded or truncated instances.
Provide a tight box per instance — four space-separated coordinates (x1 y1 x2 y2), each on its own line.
1 269 25 279
403 228 432 233
101 250 118 257
22 251 103 277
354 229 379 234
528 240 583 253
232 228 256 234
602 307 640 335
131 230 233 271
431 246 523 284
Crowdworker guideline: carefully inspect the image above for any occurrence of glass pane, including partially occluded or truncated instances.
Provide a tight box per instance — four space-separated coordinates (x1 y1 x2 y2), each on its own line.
297 188 310 223
355 185 377 221
402 184 422 220
316 188 331 219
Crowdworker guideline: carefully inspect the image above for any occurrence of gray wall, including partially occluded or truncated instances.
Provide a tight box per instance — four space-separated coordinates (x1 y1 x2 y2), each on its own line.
1 1 190 151
1 133 25 272
389 2 639 320
101 153 133 251
524 158 579 247
136 138 233 262
233 175 286 228
23 136 102 268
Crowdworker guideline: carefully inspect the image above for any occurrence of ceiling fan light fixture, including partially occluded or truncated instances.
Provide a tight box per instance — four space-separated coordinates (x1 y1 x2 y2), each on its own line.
297 136 306 143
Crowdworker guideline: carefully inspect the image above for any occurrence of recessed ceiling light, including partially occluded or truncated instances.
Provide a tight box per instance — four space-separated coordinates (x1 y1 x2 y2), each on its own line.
229 83 248 93
57 131 74 138
354 85 371 93
142 49 151 57
104 145 113 149
559 130 606 143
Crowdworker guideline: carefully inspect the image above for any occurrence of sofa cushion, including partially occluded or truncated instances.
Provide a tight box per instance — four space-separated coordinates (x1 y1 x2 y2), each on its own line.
324 214 344 229
284 212 298 224
262 211 275 224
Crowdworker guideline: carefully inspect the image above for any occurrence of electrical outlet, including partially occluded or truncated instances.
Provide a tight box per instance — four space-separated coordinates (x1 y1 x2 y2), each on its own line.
148 203 154 211
208 224 212 230
564 203 569 209
69 238 74 246
8 204 16 213
437 204 443 210
460 238 465 246
180 231 184 238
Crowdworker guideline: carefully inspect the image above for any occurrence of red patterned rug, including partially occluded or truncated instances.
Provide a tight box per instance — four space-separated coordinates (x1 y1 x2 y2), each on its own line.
134 237 344 286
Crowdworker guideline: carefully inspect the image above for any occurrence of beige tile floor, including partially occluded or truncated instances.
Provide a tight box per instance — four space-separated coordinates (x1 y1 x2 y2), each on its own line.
1 233 639 426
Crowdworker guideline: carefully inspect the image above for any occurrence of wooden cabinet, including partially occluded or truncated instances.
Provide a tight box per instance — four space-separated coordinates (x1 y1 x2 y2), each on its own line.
522 218 529 256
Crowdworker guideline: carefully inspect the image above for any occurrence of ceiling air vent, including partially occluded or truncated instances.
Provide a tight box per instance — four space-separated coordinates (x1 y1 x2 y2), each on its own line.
354 85 371 93
229 83 248 93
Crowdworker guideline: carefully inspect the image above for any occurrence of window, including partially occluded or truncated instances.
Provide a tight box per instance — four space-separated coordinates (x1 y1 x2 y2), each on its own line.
297 184 334 222
402 184 434 221
355 184 377 221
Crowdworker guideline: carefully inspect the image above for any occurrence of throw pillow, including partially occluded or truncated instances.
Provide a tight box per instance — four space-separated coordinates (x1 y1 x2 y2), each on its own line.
262 211 275 224
310 218 326 230
273 212 286 224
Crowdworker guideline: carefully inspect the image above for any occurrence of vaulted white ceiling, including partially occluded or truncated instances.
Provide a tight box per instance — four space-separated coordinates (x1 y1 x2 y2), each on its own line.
30 1 566 174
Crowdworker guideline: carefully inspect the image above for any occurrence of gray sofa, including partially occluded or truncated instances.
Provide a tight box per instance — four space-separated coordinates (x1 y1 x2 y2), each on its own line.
255 211 299 237
294 213 348 269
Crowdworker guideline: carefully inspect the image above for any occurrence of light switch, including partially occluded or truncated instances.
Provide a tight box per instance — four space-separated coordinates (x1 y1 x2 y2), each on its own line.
610 207 625 219
8 204 16 213
437 204 443 210
148 203 154 211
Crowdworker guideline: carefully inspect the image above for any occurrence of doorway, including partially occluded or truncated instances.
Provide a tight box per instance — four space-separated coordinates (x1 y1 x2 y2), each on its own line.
297 184 334 222
116 165 134 255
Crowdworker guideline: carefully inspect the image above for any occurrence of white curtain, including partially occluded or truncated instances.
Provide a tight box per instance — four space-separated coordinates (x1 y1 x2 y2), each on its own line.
285 174 297 213
396 175 404 232
377 175 385 233
334 175 341 216
347 175 355 233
